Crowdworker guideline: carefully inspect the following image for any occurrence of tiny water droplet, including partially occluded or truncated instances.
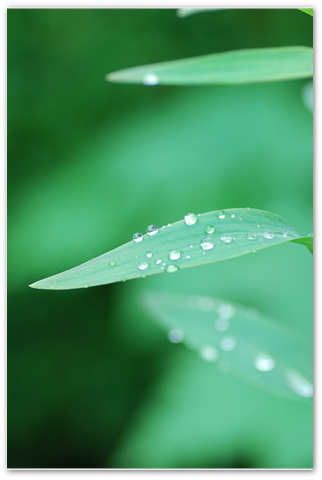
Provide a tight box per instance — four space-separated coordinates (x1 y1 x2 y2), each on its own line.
220 234 233 244
109 261 116 266
229 213 236 219
217 304 235 319
205 225 215 234
217 210 226 219
263 231 274 239
146 251 153 258
215 317 230 332
184 213 198 226
253 352 276 372
155 259 162 265
285 370 313 398
146 225 159 235
282 231 289 237
246 233 257 240
166 264 179 273
199 345 218 362
200 238 214 251
168 329 184 343
169 250 181 261
220 336 237 351
142 73 160 86
184 254 191 259
133 232 143 243
138 261 150 271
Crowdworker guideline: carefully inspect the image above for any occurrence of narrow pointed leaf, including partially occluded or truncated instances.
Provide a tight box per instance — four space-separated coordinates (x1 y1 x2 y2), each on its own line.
141 290 313 402
106 47 313 86
29 208 312 290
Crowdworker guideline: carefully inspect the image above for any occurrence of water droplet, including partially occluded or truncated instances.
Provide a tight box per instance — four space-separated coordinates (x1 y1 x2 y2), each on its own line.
184 254 191 259
215 317 230 332
246 233 257 240
197 296 216 311
220 234 233 244
166 264 179 273
155 259 162 265
200 345 218 362
169 250 181 261
263 231 274 239
217 304 235 319
253 352 276 372
282 231 289 237
200 238 214 251
308 233 313 237
146 225 159 236
142 73 160 86
168 329 184 343
109 261 116 266
220 336 237 351
217 210 226 219
133 232 143 243
146 251 153 258
285 370 313 398
138 261 150 271
205 225 215 234
184 213 198 226
229 213 236 219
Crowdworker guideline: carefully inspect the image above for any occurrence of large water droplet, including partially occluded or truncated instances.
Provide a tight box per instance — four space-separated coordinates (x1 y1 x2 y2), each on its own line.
168 329 184 344
246 233 257 240
200 238 214 251
184 213 198 226
138 261 150 271
133 232 143 243
205 225 215 234
142 73 160 86
199 345 218 362
169 250 181 261
220 234 233 244
146 251 153 258
215 317 230 332
166 264 179 273
220 336 237 351
263 231 274 239
285 370 313 398
217 210 226 219
146 225 159 236
253 352 276 372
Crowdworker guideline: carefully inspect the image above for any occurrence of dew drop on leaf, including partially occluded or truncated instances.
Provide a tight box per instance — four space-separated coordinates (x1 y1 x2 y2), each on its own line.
168 329 184 343
253 352 276 372
146 251 153 258
246 233 257 240
263 231 275 239
184 213 198 226
169 250 181 261
199 345 218 362
217 210 226 219
108 261 116 266
138 261 150 271
220 234 233 244
133 232 143 243
146 225 159 235
166 264 179 273
142 73 160 86
205 225 215 234
200 238 214 251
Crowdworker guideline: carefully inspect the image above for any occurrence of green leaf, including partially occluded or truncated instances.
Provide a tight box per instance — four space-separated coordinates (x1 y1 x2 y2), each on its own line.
141 290 313 401
177 8 226 18
29 208 312 290
106 47 313 86
298 8 313 16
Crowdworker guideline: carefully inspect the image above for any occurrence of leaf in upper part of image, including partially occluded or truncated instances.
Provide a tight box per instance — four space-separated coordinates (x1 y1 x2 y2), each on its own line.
29 208 312 290
141 290 313 402
106 47 313 86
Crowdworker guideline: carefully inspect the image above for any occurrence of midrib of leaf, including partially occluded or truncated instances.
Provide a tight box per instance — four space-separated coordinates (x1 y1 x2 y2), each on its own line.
29 208 312 290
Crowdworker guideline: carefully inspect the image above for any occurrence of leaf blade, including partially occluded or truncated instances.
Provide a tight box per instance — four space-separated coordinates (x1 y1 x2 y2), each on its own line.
106 47 313 86
141 290 313 402
29 208 311 290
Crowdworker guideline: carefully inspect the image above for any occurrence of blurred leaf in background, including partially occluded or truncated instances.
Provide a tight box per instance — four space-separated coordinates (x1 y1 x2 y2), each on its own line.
7 8 312 468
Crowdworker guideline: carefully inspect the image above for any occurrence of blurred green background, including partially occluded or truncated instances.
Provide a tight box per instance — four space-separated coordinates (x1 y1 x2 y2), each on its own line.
7 8 313 468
